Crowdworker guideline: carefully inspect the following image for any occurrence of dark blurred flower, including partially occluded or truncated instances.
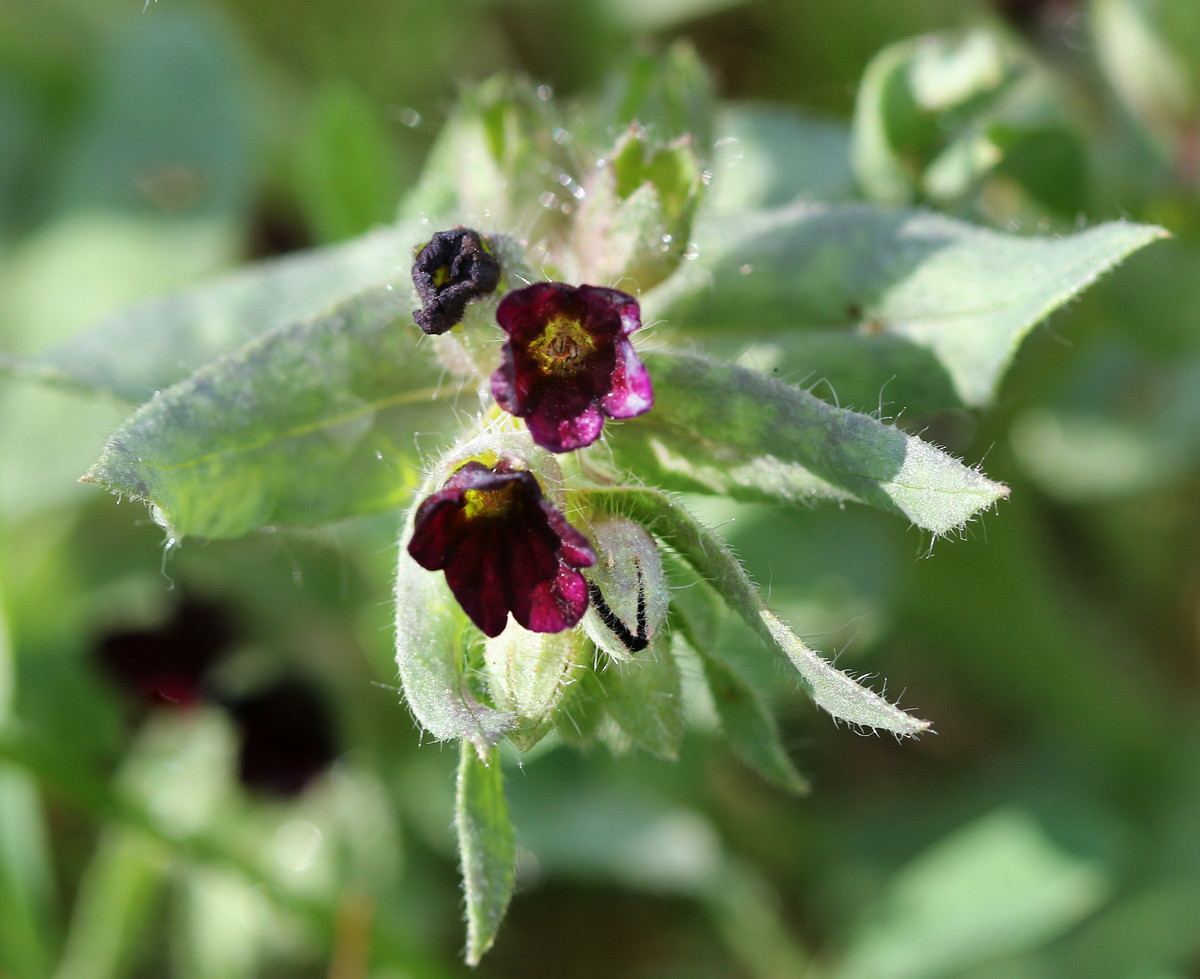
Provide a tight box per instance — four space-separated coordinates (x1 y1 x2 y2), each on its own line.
989 0 1079 36
227 679 337 798
94 598 234 707
490 282 653 452
407 460 596 637
411 227 501 334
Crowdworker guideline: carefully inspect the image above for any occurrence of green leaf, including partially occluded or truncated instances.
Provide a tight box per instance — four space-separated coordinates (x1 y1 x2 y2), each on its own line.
455 743 516 967
647 204 1167 411
835 808 1108 979
81 285 450 540
598 40 715 156
598 638 685 760
571 129 704 291
295 79 401 244
613 352 1007 536
581 487 931 737
51 8 252 221
400 75 574 244
668 566 809 793
677 615 809 794
0 767 56 979
12 224 416 402
850 31 1016 206
53 826 168 979
706 103 855 214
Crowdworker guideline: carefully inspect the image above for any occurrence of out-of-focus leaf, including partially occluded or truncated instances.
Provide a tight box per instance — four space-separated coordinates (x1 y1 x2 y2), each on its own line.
699 648 810 794
835 808 1108 979
646 203 1167 409
7 224 414 402
0 766 56 979
850 28 1093 217
0 83 33 238
52 8 252 222
1011 343 1200 499
173 869 259 979
582 487 931 736
597 40 715 156
81 285 451 540
706 103 855 214
602 0 748 33
456 744 515 967
669 570 810 794
52 826 168 979
613 352 1008 536
296 79 401 244
1093 0 1200 144
0 587 57 979
400 75 575 243
851 31 1016 205
507 769 723 894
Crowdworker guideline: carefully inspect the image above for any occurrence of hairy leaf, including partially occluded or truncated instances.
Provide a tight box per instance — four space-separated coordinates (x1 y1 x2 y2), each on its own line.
647 203 1167 410
582 487 931 736
612 352 1007 536
16 225 415 402
82 285 455 540
672 588 809 794
455 744 516 967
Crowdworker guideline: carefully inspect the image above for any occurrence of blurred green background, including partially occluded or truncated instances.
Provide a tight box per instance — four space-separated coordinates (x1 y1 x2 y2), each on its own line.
3 0 1200 976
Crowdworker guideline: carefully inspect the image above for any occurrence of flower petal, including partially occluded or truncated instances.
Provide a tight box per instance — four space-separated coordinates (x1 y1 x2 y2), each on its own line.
407 462 596 636
525 403 606 453
491 282 649 452
601 337 654 419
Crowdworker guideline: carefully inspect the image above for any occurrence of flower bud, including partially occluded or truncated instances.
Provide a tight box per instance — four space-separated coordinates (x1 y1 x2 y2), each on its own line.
571 127 704 291
411 227 500 335
582 516 669 663
482 623 591 752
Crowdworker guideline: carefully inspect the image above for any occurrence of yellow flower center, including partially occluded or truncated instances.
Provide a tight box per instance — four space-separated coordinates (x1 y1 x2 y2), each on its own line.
462 480 521 520
527 316 595 374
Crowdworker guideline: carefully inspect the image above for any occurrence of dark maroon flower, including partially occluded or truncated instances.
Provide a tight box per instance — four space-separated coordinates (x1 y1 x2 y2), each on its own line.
94 597 234 707
412 227 501 335
407 461 596 637
226 679 337 798
490 283 653 452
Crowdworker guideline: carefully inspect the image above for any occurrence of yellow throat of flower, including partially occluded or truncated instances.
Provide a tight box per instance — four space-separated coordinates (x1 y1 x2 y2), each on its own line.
527 316 596 374
462 479 523 520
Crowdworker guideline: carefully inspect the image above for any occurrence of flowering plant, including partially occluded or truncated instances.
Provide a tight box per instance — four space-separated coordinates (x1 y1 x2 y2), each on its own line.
11 44 1164 962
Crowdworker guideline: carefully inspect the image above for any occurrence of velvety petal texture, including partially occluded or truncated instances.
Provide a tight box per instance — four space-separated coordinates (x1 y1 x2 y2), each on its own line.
407 461 596 637
491 283 653 452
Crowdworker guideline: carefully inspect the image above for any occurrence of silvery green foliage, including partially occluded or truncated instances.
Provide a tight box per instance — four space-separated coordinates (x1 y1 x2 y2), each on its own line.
6 42 1163 962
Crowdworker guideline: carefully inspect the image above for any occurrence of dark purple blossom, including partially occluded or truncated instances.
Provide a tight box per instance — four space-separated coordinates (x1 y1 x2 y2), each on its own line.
411 227 501 335
490 283 653 452
407 461 596 637
94 597 234 707
226 679 337 797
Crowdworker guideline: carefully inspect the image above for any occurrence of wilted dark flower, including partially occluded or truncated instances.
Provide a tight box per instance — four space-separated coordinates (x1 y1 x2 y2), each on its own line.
412 227 501 334
490 282 653 452
227 679 337 798
94 597 234 707
407 460 596 637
